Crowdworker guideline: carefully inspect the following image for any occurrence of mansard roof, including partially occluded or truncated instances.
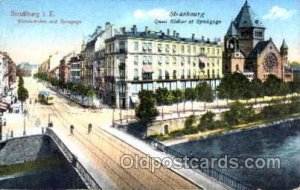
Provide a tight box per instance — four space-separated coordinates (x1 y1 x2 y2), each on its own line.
234 0 264 28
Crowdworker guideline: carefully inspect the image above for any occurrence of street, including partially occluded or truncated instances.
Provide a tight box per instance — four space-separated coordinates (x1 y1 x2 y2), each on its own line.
3 77 199 189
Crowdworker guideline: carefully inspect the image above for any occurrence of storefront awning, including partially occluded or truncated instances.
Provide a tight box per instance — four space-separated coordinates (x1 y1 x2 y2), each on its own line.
142 66 153 73
199 56 208 63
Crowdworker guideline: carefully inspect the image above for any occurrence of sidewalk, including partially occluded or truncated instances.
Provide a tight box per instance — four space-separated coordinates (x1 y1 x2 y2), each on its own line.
101 124 231 190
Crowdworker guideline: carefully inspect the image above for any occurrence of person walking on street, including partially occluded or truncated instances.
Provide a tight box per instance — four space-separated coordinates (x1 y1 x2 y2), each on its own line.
88 123 92 134
70 125 74 135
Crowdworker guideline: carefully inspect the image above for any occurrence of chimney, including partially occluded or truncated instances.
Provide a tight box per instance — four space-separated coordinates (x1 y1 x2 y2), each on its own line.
173 30 176 37
120 27 126 34
145 26 148 33
96 26 102 34
167 29 170 35
176 33 179 38
192 33 195 40
133 25 137 33
201 36 204 41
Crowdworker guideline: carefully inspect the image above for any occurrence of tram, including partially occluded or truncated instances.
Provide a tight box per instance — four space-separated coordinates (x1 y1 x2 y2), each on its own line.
38 91 54 105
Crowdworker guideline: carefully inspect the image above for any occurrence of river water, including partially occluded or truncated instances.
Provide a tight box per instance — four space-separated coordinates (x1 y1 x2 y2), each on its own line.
170 120 300 190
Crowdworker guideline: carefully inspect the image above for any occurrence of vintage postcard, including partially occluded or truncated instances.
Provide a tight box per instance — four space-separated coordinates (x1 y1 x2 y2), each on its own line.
0 0 300 189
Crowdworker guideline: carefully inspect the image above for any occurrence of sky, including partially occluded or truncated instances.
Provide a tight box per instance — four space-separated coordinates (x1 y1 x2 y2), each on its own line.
0 0 299 64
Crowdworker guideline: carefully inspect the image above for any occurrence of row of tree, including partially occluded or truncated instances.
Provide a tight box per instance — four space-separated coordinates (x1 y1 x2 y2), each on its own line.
218 73 300 101
34 72 96 103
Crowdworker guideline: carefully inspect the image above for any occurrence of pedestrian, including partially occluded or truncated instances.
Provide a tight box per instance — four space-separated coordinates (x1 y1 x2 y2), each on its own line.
88 123 92 134
70 124 74 135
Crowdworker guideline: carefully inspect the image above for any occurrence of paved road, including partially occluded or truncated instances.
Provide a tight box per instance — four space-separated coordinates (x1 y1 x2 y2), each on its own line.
16 77 200 189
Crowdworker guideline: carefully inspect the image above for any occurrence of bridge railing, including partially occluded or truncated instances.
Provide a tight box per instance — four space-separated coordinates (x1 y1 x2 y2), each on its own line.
45 128 101 189
144 137 254 190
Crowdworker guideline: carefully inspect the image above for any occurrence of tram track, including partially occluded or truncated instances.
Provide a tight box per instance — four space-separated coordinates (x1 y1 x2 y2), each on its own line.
49 98 198 189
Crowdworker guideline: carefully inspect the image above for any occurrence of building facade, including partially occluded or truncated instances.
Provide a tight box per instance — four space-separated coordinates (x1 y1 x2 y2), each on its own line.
59 52 74 84
69 54 84 83
104 25 223 108
223 0 292 81
0 52 16 97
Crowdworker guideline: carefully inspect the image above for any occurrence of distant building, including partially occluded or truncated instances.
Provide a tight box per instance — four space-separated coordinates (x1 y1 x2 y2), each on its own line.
223 0 292 81
291 65 300 83
69 54 84 83
17 63 38 77
104 25 223 108
59 52 75 84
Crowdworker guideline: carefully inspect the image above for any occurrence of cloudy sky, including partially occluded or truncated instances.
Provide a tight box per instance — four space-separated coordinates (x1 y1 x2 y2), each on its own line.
0 0 299 64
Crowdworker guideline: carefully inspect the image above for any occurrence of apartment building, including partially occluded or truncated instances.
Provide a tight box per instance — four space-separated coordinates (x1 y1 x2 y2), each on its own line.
104 25 223 108
0 52 16 97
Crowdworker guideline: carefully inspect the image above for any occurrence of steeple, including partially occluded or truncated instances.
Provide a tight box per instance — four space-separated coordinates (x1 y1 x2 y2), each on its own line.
281 39 288 49
226 21 238 36
234 0 264 28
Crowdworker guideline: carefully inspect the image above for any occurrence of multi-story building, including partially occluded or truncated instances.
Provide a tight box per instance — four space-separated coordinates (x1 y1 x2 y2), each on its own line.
0 52 16 97
59 52 74 84
70 54 84 83
17 63 38 77
104 25 223 108
82 22 119 90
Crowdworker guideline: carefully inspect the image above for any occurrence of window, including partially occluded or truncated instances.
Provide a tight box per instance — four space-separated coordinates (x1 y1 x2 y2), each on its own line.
134 42 138 51
187 57 191 65
148 56 153 65
172 57 177 64
134 69 138 80
165 44 170 53
181 57 185 66
157 44 162 53
181 69 184 79
143 56 147 65
165 71 170 79
158 56 162 65
207 48 210 55
187 46 191 53
158 69 162 79
166 56 169 64
148 42 152 51
173 45 177 53
173 70 177 79
217 48 220 56
200 47 205 55
134 56 138 65
143 42 147 52
193 58 196 66
187 70 191 78
181 45 185 53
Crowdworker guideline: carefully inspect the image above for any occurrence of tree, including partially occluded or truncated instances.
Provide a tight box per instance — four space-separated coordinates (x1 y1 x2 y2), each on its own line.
184 114 197 128
18 76 24 88
200 111 216 130
248 78 263 104
155 88 168 118
85 88 96 106
196 81 214 110
217 73 250 101
172 89 183 116
17 86 29 112
135 90 159 125
185 88 197 114
263 75 282 97
223 101 255 126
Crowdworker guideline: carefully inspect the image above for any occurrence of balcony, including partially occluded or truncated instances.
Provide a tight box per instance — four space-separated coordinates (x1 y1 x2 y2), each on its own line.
133 76 139 81
119 49 126 54
181 75 184 79
158 76 163 80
